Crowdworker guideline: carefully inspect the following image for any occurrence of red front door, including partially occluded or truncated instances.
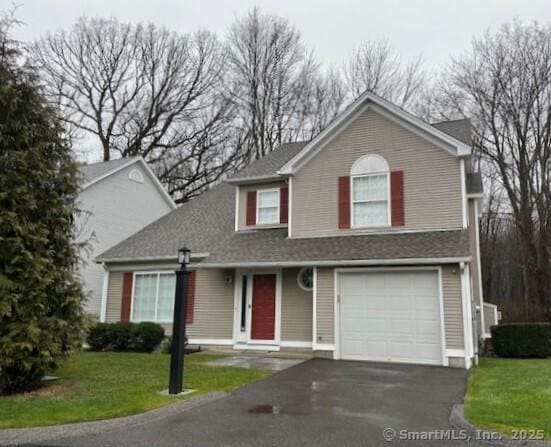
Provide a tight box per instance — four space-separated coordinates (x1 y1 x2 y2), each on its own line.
251 274 276 340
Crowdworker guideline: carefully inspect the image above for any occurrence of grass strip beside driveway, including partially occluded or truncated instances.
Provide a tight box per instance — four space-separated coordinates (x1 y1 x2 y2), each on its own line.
465 358 551 439
0 352 270 428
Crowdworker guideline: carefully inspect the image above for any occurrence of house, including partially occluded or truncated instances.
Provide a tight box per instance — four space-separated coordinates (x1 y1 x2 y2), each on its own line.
77 157 176 316
96 91 486 369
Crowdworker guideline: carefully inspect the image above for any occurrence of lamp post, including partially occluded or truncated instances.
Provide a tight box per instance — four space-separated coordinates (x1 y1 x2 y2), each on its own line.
169 247 191 395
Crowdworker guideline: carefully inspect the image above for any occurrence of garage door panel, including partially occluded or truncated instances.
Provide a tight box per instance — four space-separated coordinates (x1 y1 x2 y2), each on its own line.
340 275 367 292
390 319 414 334
415 343 442 360
389 294 411 308
363 341 386 357
388 341 414 358
339 270 443 366
416 318 440 334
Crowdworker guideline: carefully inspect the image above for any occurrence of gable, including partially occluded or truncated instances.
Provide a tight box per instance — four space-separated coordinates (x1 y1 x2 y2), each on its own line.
80 158 175 210
290 108 464 237
77 163 175 245
279 92 471 176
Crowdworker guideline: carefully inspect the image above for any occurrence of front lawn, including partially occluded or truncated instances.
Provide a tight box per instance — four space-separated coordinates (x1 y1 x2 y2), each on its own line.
0 352 269 428
465 358 551 439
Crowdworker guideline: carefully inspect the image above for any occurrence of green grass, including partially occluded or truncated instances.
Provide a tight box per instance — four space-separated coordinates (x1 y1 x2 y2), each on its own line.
465 358 551 439
0 352 270 428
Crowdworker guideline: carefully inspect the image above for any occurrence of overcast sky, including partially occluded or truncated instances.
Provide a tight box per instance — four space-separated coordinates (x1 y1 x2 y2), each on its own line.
12 0 551 72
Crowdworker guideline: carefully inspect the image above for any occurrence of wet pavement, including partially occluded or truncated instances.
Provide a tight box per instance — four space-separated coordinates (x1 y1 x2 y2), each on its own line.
29 359 499 447
204 355 307 371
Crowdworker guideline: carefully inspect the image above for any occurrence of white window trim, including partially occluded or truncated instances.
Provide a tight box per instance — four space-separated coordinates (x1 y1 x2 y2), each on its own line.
256 188 280 226
350 172 391 228
130 271 176 323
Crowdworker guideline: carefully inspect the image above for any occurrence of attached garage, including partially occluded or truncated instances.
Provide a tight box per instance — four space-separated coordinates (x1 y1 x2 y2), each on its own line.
337 269 444 366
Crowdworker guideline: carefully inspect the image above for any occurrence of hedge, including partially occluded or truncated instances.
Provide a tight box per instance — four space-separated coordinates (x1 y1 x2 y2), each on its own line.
491 323 551 358
87 322 165 353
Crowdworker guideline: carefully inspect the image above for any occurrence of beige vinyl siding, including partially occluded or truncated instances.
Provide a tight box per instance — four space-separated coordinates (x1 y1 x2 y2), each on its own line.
291 108 463 237
281 268 313 342
442 264 464 350
105 271 123 322
105 268 234 339
183 269 234 339
237 181 287 230
315 267 335 344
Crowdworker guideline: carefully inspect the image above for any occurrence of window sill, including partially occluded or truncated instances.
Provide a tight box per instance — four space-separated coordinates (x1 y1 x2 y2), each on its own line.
240 224 288 231
131 320 173 324
350 225 390 230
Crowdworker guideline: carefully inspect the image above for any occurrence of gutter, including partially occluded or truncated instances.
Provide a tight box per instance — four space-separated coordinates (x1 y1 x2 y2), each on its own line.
225 175 285 185
95 253 210 264
196 256 472 269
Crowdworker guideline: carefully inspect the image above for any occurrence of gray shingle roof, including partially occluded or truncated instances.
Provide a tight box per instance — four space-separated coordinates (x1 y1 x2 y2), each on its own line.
97 182 235 262
466 172 483 195
79 157 139 184
227 142 307 183
97 180 470 265
432 119 472 146
202 228 470 265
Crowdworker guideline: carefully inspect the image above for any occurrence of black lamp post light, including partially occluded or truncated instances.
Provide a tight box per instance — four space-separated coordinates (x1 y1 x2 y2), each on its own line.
168 247 191 395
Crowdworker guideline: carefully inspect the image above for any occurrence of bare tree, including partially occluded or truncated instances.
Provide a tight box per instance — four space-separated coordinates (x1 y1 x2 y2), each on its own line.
430 21 551 320
344 39 425 109
32 18 239 202
226 7 321 161
294 68 347 140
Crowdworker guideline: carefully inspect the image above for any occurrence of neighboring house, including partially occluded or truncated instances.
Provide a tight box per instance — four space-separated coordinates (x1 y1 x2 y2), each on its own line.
96 91 486 369
77 157 176 316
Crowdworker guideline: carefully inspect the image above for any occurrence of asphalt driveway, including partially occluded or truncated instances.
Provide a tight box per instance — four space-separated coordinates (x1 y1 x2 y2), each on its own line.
31 359 491 447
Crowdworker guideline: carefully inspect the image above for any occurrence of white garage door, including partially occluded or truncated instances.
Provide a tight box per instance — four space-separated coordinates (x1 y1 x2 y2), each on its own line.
338 270 443 365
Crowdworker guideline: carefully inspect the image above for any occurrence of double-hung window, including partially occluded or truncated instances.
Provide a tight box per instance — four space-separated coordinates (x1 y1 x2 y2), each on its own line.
351 155 390 227
132 272 175 322
256 189 280 225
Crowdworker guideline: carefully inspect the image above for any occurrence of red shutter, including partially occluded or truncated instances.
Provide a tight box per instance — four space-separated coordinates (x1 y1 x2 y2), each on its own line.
391 170 405 226
338 176 351 229
120 272 133 322
246 190 256 226
185 271 196 324
280 186 289 224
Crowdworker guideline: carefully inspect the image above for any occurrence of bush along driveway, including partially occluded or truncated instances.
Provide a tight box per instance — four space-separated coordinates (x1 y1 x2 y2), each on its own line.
465 358 551 440
0 351 270 429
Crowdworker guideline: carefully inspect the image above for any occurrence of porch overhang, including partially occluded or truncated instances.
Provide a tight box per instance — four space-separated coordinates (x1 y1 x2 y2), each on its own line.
196 256 471 269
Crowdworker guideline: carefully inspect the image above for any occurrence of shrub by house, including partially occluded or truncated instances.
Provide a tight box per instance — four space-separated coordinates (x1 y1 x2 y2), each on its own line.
491 323 551 358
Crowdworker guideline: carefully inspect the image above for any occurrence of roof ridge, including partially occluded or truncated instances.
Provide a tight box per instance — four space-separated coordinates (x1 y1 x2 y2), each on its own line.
81 155 141 168
431 118 471 125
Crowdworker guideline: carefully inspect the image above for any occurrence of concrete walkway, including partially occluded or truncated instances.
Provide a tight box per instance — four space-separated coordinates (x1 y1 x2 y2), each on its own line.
204 354 307 371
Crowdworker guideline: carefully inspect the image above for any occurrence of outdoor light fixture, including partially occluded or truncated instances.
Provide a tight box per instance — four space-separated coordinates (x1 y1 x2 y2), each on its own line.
169 247 192 395
177 247 191 267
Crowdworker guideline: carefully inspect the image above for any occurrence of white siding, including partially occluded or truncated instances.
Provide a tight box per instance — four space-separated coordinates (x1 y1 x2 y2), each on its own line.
75 163 173 315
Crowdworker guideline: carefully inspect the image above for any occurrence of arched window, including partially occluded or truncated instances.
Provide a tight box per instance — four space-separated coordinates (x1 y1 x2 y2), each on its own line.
350 154 390 227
